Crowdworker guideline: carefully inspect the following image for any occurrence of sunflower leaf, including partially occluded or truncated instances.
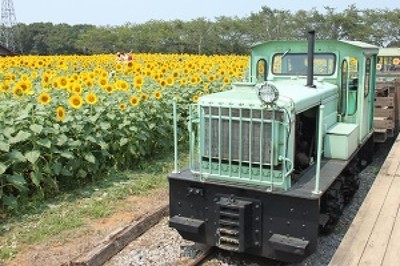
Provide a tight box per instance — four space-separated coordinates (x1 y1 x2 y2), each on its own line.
7 150 27 162
6 174 27 191
25 150 41 164
3 127 15 138
120 138 129 147
61 152 74 159
84 152 96 164
30 171 42 187
0 162 8 175
56 134 68 146
30 124 44 134
2 195 18 209
37 138 52 148
9 130 31 144
0 141 10 152
100 122 111 130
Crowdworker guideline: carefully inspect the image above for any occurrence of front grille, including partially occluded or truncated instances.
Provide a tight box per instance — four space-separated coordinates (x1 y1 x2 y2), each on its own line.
202 107 281 166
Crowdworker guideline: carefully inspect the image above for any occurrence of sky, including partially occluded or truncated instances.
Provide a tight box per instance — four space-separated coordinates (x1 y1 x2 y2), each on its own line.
12 0 397 26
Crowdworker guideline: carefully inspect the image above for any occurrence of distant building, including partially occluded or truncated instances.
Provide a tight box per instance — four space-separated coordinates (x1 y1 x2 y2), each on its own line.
0 44 15 56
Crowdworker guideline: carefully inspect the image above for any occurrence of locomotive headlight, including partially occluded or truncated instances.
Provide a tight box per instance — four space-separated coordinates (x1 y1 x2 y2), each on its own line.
257 82 279 104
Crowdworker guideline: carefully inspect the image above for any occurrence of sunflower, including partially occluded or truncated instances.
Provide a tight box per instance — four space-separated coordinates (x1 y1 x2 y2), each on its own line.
12 85 24 98
71 73 79 81
72 83 83 94
140 92 149 102
129 95 140 107
56 106 66 121
85 92 98 105
59 76 68 88
172 70 180 78
192 95 199 103
84 79 94 88
41 73 51 87
190 76 197 84
0 82 6 93
18 80 32 94
133 75 144 90
116 79 130 91
153 90 162 100
179 78 187 85
21 74 29 81
52 79 60 89
98 77 108 88
119 103 126 110
38 92 51 105
31 71 38 79
223 77 231 85
126 61 134 69
105 84 114 94
115 63 123 72
166 76 174 86
69 94 83 109
159 79 167 88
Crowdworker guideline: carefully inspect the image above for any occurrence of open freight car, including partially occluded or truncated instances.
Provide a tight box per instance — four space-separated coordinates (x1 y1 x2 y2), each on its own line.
168 31 378 263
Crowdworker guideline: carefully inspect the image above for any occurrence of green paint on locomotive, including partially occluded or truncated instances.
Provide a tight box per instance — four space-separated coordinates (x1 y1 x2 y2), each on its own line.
186 39 378 191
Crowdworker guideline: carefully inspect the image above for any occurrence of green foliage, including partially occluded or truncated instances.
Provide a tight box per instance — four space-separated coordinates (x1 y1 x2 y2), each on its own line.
0 84 175 211
0 152 176 263
9 5 400 56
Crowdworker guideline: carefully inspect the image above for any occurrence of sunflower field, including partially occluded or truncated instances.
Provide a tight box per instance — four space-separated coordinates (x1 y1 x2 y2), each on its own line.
0 53 248 210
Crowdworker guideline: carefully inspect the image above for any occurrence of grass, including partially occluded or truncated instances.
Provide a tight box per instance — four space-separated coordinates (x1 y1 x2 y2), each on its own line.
0 149 189 264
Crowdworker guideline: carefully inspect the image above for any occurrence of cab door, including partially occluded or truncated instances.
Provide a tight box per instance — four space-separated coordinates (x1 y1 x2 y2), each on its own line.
360 56 374 140
339 57 359 122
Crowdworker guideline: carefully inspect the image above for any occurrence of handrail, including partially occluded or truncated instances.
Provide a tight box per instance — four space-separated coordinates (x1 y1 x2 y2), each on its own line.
313 104 324 194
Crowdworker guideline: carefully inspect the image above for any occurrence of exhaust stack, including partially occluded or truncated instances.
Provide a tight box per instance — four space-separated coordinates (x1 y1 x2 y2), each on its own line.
307 30 315 88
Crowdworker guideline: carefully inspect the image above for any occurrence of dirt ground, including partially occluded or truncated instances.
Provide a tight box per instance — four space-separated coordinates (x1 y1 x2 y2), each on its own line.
6 188 169 266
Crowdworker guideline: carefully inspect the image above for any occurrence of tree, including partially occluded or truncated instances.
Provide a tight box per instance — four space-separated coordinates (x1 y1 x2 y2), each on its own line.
9 6 400 55
75 26 117 54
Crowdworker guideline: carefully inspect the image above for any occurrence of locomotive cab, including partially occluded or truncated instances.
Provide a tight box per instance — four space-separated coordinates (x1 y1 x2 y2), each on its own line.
169 32 378 263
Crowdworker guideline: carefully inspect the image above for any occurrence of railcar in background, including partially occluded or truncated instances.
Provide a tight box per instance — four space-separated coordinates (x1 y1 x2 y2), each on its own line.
377 47 400 81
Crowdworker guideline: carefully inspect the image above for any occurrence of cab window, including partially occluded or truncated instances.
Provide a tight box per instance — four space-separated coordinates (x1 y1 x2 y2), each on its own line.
364 57 371 96
272 53 336 76
256 59 267 82
339 60 348 116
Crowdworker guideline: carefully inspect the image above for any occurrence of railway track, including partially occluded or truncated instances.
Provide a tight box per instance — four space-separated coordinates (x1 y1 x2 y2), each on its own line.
65 203 274 266
187 247 215 266
65 204 220 266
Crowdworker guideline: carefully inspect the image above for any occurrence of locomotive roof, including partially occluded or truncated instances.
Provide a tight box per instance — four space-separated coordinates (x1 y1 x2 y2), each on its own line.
378 47 400 56
339 40 379 49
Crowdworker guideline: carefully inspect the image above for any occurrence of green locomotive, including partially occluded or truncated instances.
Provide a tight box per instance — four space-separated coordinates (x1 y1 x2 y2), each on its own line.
169 31 378 263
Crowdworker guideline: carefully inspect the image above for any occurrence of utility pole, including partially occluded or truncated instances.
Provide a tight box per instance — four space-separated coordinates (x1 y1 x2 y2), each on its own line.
0 0 18 51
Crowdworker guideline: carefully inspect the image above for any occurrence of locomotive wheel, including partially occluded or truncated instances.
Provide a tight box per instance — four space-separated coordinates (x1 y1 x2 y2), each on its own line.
342 159 361 204
343 173 360 204
321 180 345 234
